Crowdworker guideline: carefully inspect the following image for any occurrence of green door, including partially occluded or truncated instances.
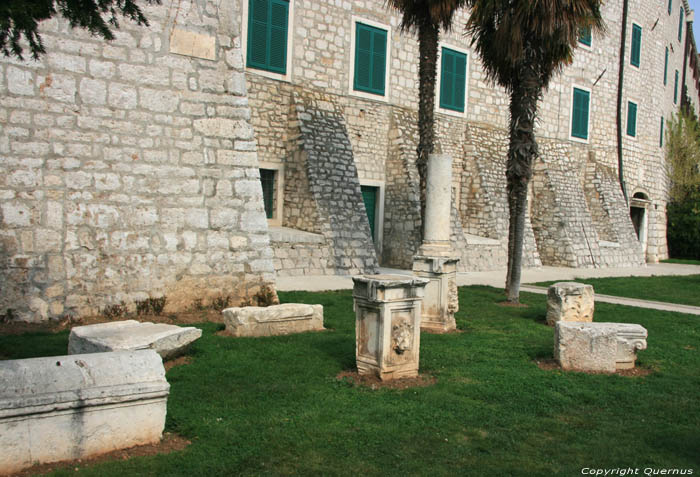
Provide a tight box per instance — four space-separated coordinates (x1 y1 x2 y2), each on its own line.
361 185 378 241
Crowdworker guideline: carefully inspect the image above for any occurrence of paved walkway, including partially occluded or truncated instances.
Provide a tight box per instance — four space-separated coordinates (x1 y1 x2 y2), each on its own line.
276 262 700 315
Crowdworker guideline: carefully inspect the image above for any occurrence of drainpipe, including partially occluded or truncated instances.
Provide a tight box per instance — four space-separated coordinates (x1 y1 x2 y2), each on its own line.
616 0 630 204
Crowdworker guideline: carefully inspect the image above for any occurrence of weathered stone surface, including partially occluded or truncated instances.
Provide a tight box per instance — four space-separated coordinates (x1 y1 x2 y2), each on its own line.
555 322 648 372
412 256 459 333
0 350 169 475
68 320 202 360
353 274 429 381
222 303 324 337
546 282 595 326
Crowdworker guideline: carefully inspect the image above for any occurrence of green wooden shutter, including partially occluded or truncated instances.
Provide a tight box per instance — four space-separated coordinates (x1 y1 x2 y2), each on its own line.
660 116 665 148
371 28 387 94
578 26 592 46
439 47 467 112
630 24 642 67
354 23 387 96
664 47 669 85
361 186 378 241
246 0 288 74
668 0 672 15
571 88 590 140
247 0 269 69
674 70 679 103
626 102 637 137
260 169 275 219
268 0 289 73
679 7 684 42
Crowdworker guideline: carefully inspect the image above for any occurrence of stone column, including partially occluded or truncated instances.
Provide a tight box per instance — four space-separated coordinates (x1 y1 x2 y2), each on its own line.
413 153 460 333
352 274 429 381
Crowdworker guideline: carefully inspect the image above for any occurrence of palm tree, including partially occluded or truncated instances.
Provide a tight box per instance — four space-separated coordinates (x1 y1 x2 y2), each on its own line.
465 0 604 303
386 0 468 236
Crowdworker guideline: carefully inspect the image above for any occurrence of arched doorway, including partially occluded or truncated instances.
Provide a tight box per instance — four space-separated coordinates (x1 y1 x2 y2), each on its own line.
629 191 650 258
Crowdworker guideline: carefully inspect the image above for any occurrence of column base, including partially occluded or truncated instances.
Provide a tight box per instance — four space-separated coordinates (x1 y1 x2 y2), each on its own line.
412 255 460 333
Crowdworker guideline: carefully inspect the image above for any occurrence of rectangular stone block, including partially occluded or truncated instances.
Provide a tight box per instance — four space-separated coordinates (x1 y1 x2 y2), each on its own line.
546 282 595 325
222 303 324 337
0 350 169 475
555 322 648 372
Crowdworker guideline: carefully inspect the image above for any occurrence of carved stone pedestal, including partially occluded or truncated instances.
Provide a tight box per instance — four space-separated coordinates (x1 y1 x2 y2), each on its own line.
412 256 459 333
352 274 429 381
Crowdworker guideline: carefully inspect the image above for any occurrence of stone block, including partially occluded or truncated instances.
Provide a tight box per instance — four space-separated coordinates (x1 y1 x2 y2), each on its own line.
546 282 594 326
352 274 428 381
68 320 202 360
222 303 324 337
555 322 648 372
0 350 169 475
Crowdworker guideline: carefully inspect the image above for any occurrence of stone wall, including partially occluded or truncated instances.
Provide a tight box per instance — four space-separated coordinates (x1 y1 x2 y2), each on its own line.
0 0 276 321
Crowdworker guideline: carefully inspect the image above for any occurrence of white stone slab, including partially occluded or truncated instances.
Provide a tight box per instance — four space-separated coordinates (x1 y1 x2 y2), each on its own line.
0 350 169 475
222 303 324 337
555 322 648 372
68 320 202 360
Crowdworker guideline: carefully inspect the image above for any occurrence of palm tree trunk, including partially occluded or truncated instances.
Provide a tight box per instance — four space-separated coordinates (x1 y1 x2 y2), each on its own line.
505 62 541 303
417 20 439 240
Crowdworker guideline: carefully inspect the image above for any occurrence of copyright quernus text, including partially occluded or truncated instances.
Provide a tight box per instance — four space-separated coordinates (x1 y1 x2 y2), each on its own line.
581 469 694 476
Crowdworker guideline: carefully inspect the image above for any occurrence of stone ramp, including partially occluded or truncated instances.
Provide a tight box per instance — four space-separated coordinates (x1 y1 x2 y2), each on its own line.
292 92 379 275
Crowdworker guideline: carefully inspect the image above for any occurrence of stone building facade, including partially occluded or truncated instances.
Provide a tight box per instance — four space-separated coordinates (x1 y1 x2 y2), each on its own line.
2 0 700 321
0 0 276 321
243 0 700 275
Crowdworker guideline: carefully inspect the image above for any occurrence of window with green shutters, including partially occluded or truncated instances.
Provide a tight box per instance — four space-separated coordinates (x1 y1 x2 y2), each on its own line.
626 101 637 138
439 47 467 113
571 87 590 140
668 0 672 15
578 26 592 47
353 22 387 96
679 7 684 42
247 0 289 75
630 24 642 67
660 116 665 148
664 47 669 85
674 70 679 103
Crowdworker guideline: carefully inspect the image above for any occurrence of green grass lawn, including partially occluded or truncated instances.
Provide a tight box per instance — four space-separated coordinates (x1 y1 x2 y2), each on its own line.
662 258 700 266
534 275 700 307
2 286 699 476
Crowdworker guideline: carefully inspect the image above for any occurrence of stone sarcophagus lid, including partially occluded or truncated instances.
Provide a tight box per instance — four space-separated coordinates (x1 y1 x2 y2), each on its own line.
555 322 648 373
352 274 429 381
222 303 324 337
0 350 169 475
546 282 595 325
68 320 202 360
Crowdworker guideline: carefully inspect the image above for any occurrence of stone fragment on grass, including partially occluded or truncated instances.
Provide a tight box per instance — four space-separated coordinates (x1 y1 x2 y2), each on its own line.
68 320 202 360
222 303 324 337
555 322 648 372
546 282 594 325
0 350 169 475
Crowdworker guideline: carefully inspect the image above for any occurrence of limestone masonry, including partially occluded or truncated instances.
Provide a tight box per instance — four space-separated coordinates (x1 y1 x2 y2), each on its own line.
2 0 700 321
